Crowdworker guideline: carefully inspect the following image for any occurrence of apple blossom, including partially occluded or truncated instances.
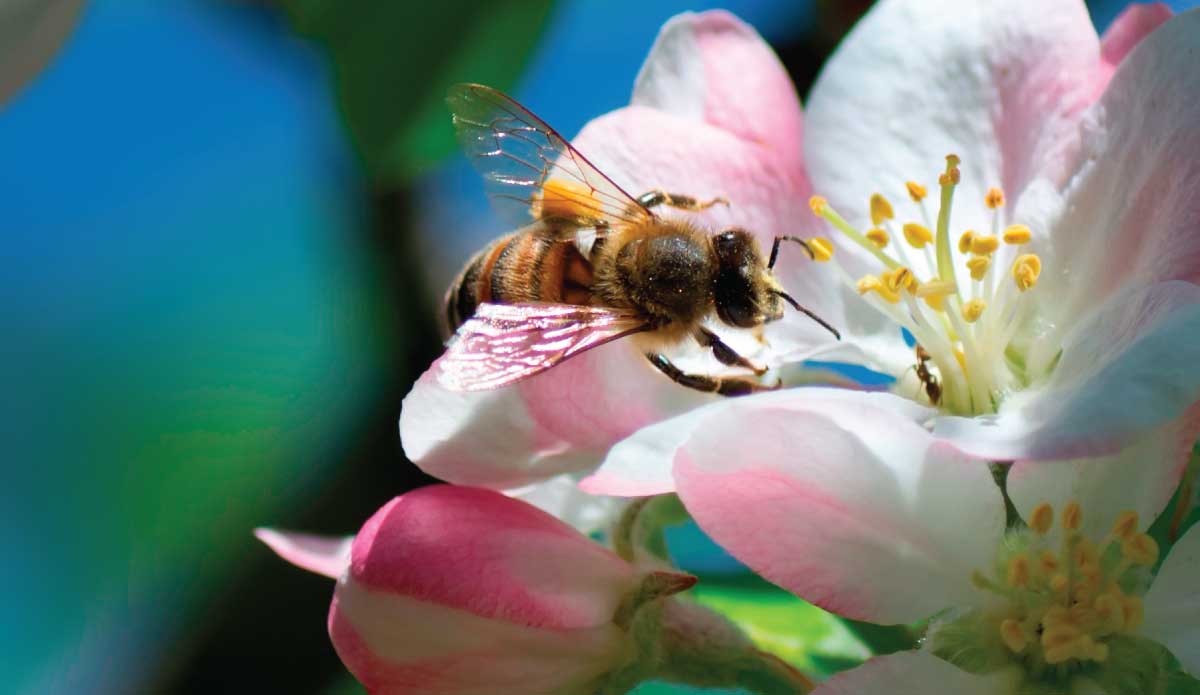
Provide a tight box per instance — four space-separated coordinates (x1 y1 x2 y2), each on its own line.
258 485 810 695
662 392 1200 693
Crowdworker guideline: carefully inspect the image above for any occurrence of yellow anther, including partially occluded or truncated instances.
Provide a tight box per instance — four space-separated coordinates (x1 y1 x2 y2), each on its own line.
961 298 986 323
903 223 934 248
869 193 894 226
958 230 975 254
966 256 991 281
1039 550 1060 573
1000 619 1027 653
1111 510 1139 542
1050 573 1069 593
1030 503 1054 534
985 187 1006 209
906 181 927 202
1003 224 1032 245
1007 554 1030 588
1090 641 1110 662
808 237 834 262
970 234 1000 255
809 195 828 215
856 275 900 304
866 227 890 248
954 348 967 373
923 293 945 311
1095 593 1123 631
882 267 917 294
1013 254 1042 291
1121 596 1144 632
1062 500 1082 532
1122 533 1159 566
1073 538 1099 571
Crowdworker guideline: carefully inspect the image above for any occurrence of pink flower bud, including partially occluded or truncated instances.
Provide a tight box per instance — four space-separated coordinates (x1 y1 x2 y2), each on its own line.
324 485 673 695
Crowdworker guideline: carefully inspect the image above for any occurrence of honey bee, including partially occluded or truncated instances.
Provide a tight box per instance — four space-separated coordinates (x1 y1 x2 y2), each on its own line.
438 84 839 396
913 344 942 405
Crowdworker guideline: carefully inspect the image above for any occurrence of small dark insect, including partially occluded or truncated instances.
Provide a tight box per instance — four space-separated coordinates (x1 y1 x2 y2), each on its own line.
914 344 942 405
438 83 839 396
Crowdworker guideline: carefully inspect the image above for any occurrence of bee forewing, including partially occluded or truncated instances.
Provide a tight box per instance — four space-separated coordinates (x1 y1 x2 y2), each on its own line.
446 83 652 233
437 303 649 391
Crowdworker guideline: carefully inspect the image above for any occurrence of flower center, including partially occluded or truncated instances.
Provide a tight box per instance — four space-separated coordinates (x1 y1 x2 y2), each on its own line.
806 155 1043 416
933 499 1159 683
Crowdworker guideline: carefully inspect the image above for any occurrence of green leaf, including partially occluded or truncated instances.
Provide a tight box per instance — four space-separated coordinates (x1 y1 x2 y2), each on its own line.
280 0 555 182
687 574 870 677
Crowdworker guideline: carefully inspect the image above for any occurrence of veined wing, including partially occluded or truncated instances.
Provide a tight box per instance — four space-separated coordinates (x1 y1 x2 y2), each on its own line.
447 83 652 231
437 303 650 391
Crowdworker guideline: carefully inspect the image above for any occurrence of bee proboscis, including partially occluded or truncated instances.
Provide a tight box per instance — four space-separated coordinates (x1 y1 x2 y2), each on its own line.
438 83 839 395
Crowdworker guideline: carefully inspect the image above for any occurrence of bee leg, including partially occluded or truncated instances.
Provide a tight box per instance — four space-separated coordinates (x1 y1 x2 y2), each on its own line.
636 189 730 212
645 353 778 397
694 327 766 376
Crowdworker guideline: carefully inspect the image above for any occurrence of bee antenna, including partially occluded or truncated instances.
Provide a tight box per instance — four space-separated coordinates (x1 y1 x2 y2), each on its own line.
773 290 841 341
768 236 814 270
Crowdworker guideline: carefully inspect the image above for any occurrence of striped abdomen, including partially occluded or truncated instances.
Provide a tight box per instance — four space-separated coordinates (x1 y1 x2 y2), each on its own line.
443 229 596 336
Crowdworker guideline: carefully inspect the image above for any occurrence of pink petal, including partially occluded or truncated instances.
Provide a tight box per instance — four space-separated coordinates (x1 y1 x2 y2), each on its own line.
1043 9 1200 318
349 485 636 630
632 10 805 172
804 0 1103 263
672 391 1004 625
813 651 1005 695
934 281 1200 461
329 587 626 695
401 342 711 489
255 528 352 580
1096 3 1173 94
1143 522 1200 675
1006 404 1200 542
582 387 932 497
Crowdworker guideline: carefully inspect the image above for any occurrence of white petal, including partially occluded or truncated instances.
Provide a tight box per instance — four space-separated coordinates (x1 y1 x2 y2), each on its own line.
1041 9 1200 320
813 650 1012 695
505 474 629 538
1006 410 1197 542
582 387 933 497
1143 523 1200 676
255 528 352 580
804 0 1100 261
934 281 1200 461
670 390 1004 624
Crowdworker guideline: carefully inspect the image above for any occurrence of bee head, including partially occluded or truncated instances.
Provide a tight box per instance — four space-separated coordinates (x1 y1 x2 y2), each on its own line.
712 228 777 328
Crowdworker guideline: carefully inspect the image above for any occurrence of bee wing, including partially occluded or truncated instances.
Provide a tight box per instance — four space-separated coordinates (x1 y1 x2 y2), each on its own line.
447 83 653 233
437 302 650 391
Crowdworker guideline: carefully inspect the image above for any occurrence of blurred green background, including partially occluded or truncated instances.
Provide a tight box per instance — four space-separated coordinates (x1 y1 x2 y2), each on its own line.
2 0 1192 692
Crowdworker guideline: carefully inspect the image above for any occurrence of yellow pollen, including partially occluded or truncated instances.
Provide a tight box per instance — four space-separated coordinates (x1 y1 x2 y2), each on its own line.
1111 511 1139 542
906 181 927 202
1003 224 1032 245
1030 503 1054 534
966 256 991 281
1122 533 1159 566
939 154 961 185
807 237 834 262
903 223 934 248
870 193 894 226
856 275 900 304
808 195 828 215
970 234 1000 255
1013 254 1042 291
866 227 890 248
1007 554 1031 588
1000 619 1027 653
958 230 975 254
1062 500 1082 532
961 299 986 323
985 187 1006 209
